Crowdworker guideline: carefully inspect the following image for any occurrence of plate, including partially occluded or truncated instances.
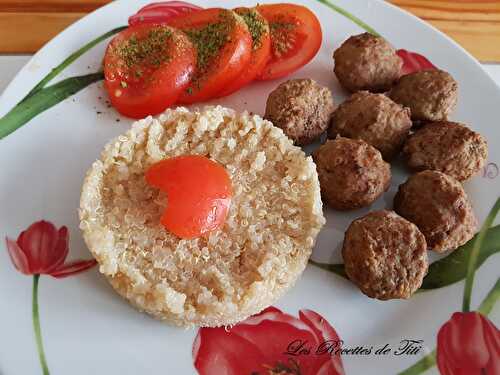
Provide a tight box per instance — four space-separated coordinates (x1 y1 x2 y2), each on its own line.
1 1 499 374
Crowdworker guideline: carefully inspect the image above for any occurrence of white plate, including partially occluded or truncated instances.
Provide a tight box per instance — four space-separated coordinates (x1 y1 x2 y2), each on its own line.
1 1 499 374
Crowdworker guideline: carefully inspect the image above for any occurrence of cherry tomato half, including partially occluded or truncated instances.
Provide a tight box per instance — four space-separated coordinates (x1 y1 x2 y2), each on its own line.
104 24 196 118
256 3 322 81
145 155 232 239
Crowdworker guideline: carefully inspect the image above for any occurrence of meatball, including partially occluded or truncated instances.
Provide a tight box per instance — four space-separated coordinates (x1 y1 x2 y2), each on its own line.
389 70 458 122
403 121 488 181
394 171 477 253
342 210 428 300
333 33 402 93
312 137 391 210
328 91 412 160
264 78 335 145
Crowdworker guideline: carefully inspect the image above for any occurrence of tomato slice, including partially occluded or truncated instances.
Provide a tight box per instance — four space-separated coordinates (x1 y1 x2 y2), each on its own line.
216 7 271 97
168 8 252 104
145 155 232 239
104 24 196 118
256 3 322 81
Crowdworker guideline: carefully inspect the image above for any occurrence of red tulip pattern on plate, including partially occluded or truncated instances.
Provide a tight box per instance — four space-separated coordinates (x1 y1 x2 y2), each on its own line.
5 220 97 375
396 49 437 75
437 312 500 375
193 306 345 375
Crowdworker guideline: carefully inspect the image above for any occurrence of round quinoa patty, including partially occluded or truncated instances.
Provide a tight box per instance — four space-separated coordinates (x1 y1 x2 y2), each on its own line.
79 106 325 327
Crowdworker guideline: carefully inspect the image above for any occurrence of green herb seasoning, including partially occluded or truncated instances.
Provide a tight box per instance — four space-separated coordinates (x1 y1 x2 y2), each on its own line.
117 27 173 70
270 18 297 56
238 9 268 50
183 11 234 75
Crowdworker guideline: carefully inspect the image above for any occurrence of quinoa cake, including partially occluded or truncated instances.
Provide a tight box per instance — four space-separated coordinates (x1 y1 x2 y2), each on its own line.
79 106 325 327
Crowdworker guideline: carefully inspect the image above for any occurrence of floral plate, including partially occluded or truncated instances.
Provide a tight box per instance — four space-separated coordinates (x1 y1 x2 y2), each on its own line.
0 0 499 374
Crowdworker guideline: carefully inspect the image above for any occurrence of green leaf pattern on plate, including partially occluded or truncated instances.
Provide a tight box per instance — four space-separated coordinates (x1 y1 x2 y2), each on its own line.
310 224 500 291
0 27 125 139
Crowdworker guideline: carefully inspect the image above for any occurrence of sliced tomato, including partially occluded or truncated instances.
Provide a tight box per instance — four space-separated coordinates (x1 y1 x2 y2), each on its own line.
104 24 196 118
256 3 322 81
216 7 271 97
168 8 252 104
128 1 202 26
145 155 232 239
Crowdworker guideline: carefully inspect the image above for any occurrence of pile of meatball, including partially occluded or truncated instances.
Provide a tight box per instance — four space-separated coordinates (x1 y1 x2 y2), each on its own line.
264 32 488 301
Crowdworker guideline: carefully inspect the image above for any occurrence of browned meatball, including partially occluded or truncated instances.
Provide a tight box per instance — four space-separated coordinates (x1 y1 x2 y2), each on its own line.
342 210 428 300
394 171 477 253
312 137 391 210
389 70 458 122
403 121 488 181
328 91 412 159
333 33 402 93
264 78 335 145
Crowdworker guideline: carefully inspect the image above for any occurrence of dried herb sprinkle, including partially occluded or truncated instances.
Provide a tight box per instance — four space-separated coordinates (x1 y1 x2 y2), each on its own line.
238 9 267 50
269 17 297 55
117 27 173 69
183 11 234 74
